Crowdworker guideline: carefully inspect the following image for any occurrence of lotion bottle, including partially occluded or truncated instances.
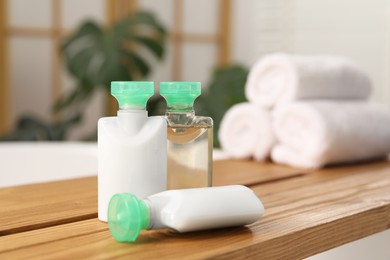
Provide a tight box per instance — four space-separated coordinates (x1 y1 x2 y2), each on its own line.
108 185 264 242
98 81 167 222
160 82 213 189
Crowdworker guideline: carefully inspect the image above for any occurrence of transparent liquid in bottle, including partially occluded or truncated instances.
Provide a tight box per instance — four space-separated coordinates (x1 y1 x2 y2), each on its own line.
160 81 213 189
167 125 213 189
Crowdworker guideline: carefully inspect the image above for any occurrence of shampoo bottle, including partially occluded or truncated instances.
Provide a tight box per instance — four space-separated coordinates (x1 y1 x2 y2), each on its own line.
108 185 264 242
98 81 167 222
160 82 213 189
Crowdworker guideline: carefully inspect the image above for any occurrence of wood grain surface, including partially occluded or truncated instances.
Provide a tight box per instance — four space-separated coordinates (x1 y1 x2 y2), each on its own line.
0 159 389 259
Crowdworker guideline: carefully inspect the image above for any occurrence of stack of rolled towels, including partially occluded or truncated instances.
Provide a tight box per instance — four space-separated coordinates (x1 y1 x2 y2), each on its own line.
219 53 390 169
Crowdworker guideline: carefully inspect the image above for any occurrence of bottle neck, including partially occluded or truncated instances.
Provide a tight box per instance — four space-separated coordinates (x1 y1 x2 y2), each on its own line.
144 197 170 230
117 109 147 135
165 106 195 126
166 104 194 113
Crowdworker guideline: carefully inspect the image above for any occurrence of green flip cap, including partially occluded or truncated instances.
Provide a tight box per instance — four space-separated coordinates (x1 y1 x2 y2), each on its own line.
108 193 150 242
111 81 154 110
160 82 201 110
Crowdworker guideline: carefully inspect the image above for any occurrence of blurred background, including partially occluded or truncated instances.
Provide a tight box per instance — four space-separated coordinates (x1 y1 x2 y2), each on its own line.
0 0 390 143
1 2 390 257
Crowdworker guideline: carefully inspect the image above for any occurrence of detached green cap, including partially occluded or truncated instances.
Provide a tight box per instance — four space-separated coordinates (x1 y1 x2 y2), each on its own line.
160 82 201 109
111 81 154 110
108 193 150 242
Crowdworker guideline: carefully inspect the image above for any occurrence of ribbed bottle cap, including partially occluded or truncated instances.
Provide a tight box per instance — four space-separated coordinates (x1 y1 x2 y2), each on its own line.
108 193 150 242
160 82 201 109
111 81 154 109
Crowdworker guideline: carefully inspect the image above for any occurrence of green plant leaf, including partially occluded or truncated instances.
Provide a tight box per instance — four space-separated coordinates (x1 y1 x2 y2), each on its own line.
132 36 165 59
62 22 104 84
53 81 93 113
57 10 167 114
122 52 151 77
122 11 167 35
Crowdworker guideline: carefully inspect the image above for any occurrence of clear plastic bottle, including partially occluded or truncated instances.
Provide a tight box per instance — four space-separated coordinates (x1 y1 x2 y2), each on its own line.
160 82 213 189
98 81 167 222
108 185 264 242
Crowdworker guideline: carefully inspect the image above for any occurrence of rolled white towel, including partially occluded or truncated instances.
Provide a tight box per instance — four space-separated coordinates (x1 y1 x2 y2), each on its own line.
272 101 390 169
245 53 372 108
219 102 275 161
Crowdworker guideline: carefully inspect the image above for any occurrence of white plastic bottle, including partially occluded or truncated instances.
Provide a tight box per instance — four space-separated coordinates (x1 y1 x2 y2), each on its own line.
107 185 264 242
98 81 167 222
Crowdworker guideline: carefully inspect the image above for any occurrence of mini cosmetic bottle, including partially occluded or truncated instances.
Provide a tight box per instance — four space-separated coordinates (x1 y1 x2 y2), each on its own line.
160 82 213 189
108 185 264 242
